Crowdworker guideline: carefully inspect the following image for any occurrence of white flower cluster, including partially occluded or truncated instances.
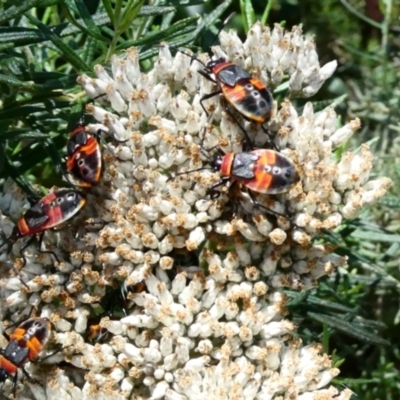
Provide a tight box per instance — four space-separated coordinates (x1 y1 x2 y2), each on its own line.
0 22 390 399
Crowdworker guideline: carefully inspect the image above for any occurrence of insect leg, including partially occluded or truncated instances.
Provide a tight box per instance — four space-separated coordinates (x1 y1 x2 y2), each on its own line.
11 370 19 397
199 89 223 117
260 125 279 151
221 102 255 150
21 367 38 384
247 190 297 228
96 128 129 144
19 236 36 269
37 233 60 265
209 177 230 199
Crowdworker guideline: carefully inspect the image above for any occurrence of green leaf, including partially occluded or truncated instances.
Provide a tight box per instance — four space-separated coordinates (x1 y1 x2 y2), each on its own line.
0 28 47 46
0 0 62 25
351 230 400 243
166 0 206 4
286 291 356 314
0 130 49 140
379 194 400 211
101 0 115 26
138 5 175 16
240 0 255 33
139 0 231 60
308 312 389 346
261 0 274 25
117 16 198 49
0 73 37 90
1 157 39 196
61 0 106 41
117 0 145 35
192 0 233 38
25 14 91 72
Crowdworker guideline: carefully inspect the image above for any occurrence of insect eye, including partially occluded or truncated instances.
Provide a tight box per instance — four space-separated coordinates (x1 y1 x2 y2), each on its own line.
246 83 253 90
57 197 64 204
252 90 260 98
78 159 85 166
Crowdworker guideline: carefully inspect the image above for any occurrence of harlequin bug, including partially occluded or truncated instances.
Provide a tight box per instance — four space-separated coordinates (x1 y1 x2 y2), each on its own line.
0 188 87 268
0 318 51 396
174 147 299 220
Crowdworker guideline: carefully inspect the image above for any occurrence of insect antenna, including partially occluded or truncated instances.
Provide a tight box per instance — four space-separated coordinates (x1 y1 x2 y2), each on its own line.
171 165 213 180
208 12 236 48
164 12 236 68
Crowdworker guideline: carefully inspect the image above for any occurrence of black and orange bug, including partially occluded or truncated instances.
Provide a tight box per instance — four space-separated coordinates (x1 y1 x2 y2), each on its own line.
167 15 275 149
174 148 300 220
0 318 51 396
197 57 274 146
65 123 102 188
0 188 87 268
65 99 128 189
213 149 299 195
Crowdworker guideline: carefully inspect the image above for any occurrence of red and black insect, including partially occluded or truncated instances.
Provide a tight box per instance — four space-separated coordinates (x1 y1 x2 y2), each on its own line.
0 189 87 267
174 148 300 219
65 118 128 188
65 124 102 188
170 45 275 149
198 58 274 133
213 149 299 194
0 318 51 395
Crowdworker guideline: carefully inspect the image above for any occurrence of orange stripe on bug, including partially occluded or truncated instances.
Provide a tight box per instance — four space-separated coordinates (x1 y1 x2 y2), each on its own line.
0 189 87 269
172 147 299 224
66 124 102 188
216 149 299 194
0 318 51 392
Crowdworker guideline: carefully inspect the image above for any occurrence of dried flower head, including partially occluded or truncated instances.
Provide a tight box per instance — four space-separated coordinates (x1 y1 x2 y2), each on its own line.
0 22 390 399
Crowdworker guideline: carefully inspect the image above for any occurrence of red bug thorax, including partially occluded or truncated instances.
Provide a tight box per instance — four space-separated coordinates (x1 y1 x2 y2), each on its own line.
216 153 235 177
207 57 231 76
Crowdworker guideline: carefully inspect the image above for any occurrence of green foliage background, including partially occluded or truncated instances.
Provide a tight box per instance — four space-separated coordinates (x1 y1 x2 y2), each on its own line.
0 0 399 398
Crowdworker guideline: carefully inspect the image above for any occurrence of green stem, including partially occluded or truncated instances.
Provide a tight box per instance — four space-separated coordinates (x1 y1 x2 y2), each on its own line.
261 0 273 25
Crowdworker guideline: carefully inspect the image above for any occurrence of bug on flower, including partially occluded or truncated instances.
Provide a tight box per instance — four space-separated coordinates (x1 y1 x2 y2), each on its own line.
167 30 275 148
213 149 299 195
197 58 274 139
0 189 87 268
65 115 128 189
174 148 299 220
65 124 103 188
0 318 51 395
86 281 146 342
